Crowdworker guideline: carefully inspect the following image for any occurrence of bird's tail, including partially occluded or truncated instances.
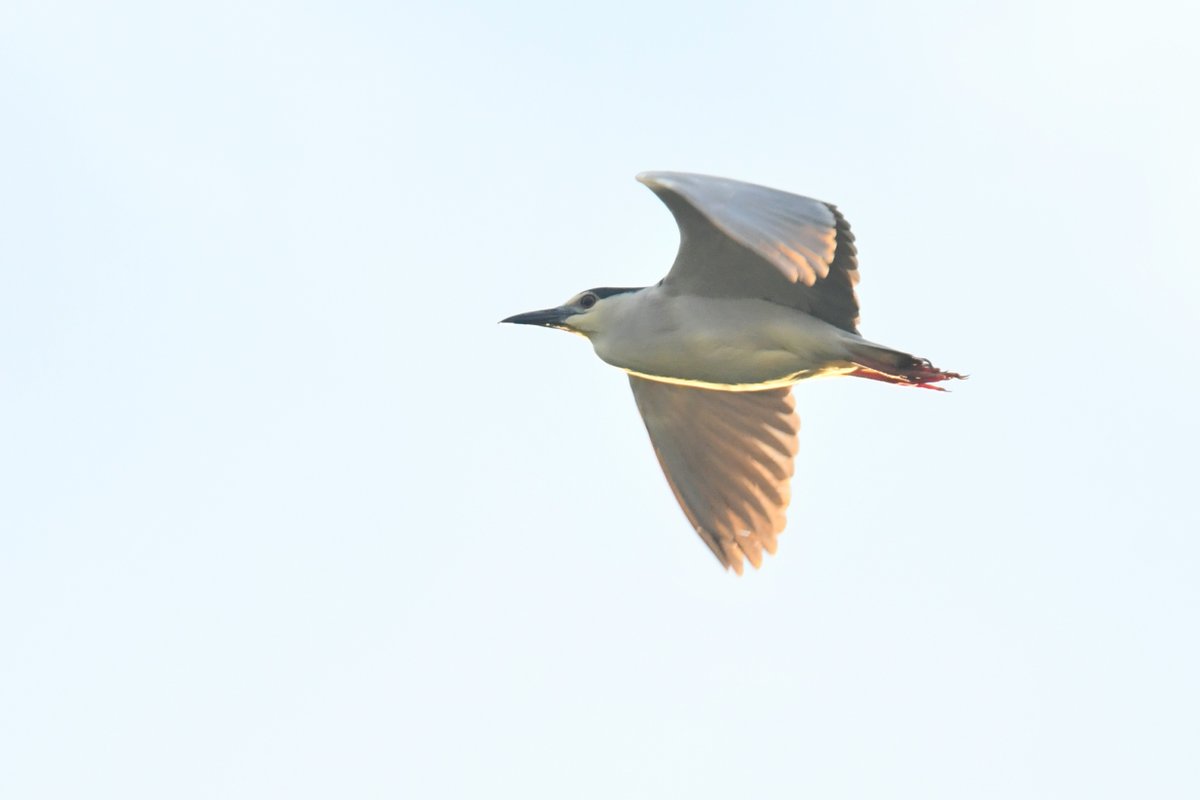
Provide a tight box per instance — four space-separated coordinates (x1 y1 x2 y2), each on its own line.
845 342 966 392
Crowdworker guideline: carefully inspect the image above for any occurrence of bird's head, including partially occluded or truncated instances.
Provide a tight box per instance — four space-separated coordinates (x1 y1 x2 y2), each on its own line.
501 287 642 337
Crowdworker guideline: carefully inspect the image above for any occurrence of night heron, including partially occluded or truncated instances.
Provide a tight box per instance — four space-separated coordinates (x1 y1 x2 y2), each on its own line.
503 172 963 573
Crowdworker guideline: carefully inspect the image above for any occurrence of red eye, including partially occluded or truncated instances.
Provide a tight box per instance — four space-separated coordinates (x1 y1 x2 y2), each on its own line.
580 293 597 309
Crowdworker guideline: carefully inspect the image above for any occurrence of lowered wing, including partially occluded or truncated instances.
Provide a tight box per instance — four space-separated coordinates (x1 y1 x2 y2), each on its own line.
628 375 800 574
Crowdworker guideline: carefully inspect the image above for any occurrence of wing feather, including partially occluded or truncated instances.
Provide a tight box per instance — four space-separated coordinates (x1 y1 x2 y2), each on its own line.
637 171 861 333
628 375 800 573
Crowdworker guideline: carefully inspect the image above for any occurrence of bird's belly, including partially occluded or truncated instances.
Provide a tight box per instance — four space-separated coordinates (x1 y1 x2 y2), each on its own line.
596 298 857 391
622 364 856 392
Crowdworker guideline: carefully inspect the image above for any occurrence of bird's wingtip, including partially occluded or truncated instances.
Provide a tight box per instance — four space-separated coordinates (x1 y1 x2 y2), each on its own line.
636 171 679 188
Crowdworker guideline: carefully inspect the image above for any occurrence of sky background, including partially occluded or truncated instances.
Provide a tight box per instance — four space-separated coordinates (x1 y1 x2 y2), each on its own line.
2 1 1198 797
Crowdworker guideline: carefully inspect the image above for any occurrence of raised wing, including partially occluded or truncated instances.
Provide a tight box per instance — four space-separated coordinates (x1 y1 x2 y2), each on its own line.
628 375 800 574
637 171 860 333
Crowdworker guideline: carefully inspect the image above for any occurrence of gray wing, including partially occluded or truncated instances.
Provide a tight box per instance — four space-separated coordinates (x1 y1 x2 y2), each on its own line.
638 171 860 334
628 375 800 574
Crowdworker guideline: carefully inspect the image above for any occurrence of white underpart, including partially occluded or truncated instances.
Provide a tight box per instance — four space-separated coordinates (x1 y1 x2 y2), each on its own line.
577 286 865 390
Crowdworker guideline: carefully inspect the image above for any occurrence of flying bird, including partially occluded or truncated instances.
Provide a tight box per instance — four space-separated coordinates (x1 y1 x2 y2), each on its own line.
503 172 963 573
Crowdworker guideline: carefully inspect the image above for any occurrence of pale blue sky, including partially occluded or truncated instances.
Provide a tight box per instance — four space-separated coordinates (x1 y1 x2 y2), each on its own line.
2 1 1198 797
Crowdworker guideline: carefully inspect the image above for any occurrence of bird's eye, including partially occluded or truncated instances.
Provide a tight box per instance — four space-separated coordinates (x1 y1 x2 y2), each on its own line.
579 293 597 309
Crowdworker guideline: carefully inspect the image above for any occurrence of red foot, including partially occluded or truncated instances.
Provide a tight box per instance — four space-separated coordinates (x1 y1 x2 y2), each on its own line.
849 362 967 392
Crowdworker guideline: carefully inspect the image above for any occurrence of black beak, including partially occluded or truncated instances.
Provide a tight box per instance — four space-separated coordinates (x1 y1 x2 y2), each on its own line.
500 306 572 329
